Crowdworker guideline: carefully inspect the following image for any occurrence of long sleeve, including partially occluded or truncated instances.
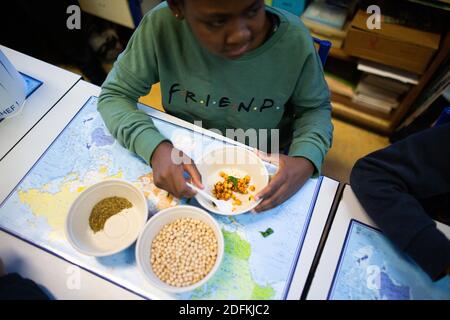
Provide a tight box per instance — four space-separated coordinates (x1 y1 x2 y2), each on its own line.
288 48 333 176
350 124 450 280
98 12 168 165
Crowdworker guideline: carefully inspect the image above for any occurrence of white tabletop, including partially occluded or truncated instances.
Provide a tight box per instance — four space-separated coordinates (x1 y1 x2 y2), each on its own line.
286 176 339 299
0 81 98 203
307 185 450 300
0 45 81 161
0 80 143 299
0 80 340 300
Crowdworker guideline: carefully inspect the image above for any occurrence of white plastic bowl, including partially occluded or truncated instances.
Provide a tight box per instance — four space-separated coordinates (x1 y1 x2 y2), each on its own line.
135 205 224 293
195 146 269 215
65 179 148 257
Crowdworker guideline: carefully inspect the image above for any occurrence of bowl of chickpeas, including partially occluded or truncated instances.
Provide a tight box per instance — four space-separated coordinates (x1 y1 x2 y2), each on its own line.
195 146 269 215
135 205 224 293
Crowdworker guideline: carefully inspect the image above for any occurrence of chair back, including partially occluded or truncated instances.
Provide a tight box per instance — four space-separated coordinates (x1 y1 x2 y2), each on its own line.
313 37 332 66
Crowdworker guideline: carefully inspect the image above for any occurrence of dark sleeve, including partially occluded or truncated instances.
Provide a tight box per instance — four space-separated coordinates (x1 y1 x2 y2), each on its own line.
350 123 450 281
0 273 50 300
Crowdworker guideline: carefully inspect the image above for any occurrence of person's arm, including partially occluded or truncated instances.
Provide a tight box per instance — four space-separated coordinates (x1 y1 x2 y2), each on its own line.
254 47 333 212
99 10 202 199
350 124 450 280
98 12 168 165
288 49 333 177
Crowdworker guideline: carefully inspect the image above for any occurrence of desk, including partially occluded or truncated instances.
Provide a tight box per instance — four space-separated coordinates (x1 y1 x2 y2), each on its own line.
0 45 81 161
0 80 140 299
0 232 141 300
307 185 450 300
0 79 339 299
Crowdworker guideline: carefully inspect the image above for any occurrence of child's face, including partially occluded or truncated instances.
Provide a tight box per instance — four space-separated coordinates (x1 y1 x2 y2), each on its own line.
170 0 270 59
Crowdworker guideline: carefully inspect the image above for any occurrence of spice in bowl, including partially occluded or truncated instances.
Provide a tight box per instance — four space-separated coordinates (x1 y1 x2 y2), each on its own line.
89 196 133 233
150 217 218 287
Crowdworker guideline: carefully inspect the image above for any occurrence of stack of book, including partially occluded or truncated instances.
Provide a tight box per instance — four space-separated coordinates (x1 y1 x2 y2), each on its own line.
352 74 411 115
301 0 358 48
357 60 419 85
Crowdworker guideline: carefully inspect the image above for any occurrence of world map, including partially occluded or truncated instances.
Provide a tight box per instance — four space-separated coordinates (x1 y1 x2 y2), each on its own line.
329 220 450 300
0 96 320 300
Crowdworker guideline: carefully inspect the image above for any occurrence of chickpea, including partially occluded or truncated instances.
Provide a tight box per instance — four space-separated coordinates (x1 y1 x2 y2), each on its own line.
150 218 218 287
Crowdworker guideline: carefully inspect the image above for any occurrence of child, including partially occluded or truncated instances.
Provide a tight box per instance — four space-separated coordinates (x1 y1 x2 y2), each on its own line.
98 0 333 212
350 123 450 281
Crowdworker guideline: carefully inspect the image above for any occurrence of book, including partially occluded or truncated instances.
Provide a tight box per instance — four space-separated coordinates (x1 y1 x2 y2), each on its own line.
352 93 398 114
302 0 348 29
356 82 400 104
355 74 410 105
325 0 359 17
331 92 392 119
301 17 348 38
362 74 411 95
357 60 420 85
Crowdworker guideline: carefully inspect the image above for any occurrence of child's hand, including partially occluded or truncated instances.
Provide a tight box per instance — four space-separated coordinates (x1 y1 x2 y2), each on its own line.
254 151 314 213
150 141 203 199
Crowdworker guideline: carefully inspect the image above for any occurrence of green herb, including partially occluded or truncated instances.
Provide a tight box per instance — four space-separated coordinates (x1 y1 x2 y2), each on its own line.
227 176 239 189
89 196 132 233
260 228 274 238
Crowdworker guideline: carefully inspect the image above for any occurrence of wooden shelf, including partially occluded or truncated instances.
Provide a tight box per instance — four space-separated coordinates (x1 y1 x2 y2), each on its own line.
329 47 356 63
308 17 450 135
331 93 393 134
332 99 392 134
390 30 450 129
331 92 393 119
329 29 450 135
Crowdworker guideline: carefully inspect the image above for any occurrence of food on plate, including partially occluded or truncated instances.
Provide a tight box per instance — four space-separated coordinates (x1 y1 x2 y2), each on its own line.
212 171 256 208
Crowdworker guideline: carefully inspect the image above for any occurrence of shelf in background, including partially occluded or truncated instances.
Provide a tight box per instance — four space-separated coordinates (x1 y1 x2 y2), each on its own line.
331 92 393 119
331 93 392 134
329 47 356 63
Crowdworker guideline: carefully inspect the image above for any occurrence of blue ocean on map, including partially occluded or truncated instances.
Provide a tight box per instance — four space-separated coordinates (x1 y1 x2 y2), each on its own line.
329 220 450 300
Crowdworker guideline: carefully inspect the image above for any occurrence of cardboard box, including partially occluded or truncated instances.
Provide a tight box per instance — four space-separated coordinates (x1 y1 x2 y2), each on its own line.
344 10 441 74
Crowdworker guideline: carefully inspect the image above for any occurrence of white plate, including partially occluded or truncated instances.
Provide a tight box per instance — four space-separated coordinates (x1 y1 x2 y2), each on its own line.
195 146 269 215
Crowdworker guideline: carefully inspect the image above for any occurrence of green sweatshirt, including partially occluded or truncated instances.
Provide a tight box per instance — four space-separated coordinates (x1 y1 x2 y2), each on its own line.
98 3 333 175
